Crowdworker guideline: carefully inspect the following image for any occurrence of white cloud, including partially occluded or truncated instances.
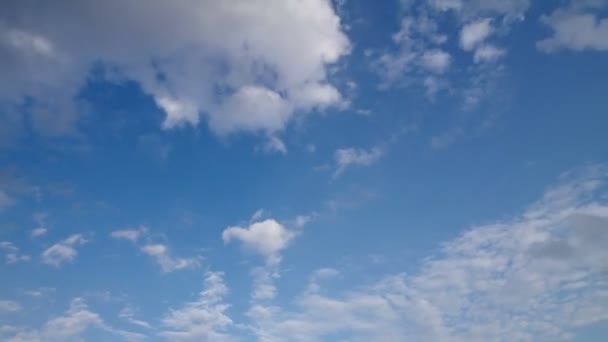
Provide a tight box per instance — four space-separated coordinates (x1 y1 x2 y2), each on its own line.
241 166 608 341
160 271 234 341
0 241 30 264
0 0 349 144
334 147 383 177
420 49 451 73
538 1 608 52
459 18 493 51
473 44 505 63
110 226 148 242
257 135 288 155
223 219 296 266
111 226 199 273
376 14 449 86
140 244 200 273
0 300 21 312
30 227 48 238
2 298 145 341
118 306 152 330
41 234 87 268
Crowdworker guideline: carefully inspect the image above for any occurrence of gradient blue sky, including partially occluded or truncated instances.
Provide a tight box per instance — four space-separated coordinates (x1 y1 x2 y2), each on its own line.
1 0 608 341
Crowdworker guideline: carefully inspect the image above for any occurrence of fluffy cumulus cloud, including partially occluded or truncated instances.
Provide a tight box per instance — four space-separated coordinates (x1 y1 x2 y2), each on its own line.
0 0 349 144
41 234 87 268
459 18 493 51
223 219 296 266
538 0 608 52
160 271 234 341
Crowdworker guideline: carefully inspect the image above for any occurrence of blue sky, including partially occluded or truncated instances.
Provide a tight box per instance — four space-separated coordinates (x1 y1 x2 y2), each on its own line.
1 0 608 341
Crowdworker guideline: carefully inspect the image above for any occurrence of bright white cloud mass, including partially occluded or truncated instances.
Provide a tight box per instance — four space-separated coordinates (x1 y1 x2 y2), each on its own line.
0 0 349 142
1 1 607 341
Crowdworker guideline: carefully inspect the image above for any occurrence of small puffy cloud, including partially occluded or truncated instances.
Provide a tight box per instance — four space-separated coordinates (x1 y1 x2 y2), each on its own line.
223 219 296 265
420 49 451 73
0 300 21 312
459 18 493 51
160 271 233 341
473 44 506 63
538 2 608 52
334 146 383 177
110 226 148 242
41 234 87 268
140 244 200 273
31 227 48 238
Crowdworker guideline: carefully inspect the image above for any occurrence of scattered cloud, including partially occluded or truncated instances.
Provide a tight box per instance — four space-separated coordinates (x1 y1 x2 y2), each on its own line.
160 271 233 341
257 136 288 155
41 234 88 268
110 226 148 242
140 244 200 273
0 300 21 313
223 219 296 266
473 44 505 63
31 227 48 238
24 287 56 298
0 241 31 264
111 226 199 273
333 146 383 177
538 1 608 52
459 18 493 51
119 306 152 330
238 166 608 341
1 298 145 341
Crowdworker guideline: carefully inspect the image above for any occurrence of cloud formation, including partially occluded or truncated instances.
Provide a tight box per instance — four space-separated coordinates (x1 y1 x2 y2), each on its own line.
239 166 608 341
223 219 296 266
538 1 608 52
1 298 144 341
140 244 200 273
41 234 87 268
333 147 383 177
0 0 349 144
160 271 233 341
